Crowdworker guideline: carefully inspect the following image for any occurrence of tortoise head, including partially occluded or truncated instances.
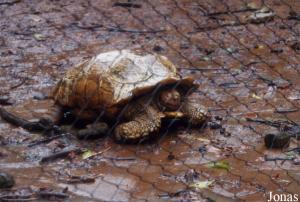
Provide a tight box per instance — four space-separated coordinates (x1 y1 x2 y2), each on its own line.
158 88 181 111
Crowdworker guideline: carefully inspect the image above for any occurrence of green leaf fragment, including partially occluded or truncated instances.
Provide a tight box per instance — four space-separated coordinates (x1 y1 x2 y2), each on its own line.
206 161 230 171
82 150 95 160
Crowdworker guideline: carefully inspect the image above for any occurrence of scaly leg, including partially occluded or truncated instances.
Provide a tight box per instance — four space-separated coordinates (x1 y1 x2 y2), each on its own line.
181 101 208 126
114 106 163 141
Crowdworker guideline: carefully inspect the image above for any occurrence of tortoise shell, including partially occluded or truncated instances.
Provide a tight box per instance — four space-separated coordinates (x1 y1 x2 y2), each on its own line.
53 49 196 117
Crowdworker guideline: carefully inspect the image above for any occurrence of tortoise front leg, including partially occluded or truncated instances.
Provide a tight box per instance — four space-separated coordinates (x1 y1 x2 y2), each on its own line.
181 101 208 126
114 106 163 141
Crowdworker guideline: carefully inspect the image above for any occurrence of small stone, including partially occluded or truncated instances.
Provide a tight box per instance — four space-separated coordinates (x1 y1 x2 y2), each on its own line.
152 45 164 52
208 122 222 129
198 145 207 155
0 172 15 189
264 133 290 149
0 95 14 105
180 42 190 49
33 92 48 100
215 116 223 121
167 152 175 160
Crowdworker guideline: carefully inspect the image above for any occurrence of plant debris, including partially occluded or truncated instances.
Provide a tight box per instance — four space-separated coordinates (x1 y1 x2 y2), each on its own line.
275 108 298 113
264 155 295 161
40 148 83 163
246 118 300 139
246 7 275 24
28 134 67 147
190 180 214 189
264 133 290 149
113 2 141 8
33 33 47 41
0 107 54 132
82 147 111 160
37 190 69 200
206 161 230 171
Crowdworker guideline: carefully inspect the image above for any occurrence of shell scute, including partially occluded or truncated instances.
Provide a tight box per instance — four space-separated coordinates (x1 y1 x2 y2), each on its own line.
53 49 195 117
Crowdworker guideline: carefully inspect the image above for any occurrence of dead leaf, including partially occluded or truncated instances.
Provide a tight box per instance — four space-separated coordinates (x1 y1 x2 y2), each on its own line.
251 93 262 100
33 33 47 41
190 180 214 189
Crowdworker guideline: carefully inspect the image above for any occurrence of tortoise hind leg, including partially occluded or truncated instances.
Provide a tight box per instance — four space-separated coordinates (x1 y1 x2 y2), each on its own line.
181 101 208 126
114 107 163 141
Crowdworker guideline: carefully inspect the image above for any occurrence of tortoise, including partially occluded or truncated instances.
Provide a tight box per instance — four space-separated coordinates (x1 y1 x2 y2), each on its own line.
53 49 207 141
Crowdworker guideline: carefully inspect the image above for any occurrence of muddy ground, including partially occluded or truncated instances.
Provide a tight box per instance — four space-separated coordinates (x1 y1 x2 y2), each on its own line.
0 0 299 201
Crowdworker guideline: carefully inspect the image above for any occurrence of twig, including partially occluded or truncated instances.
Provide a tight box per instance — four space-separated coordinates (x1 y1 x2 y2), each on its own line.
84 147 111 160
40 148 83 163
28 134 66 147
286 147 300 154
61 176 96 184
275 108 299 113
179 68 226 72
194 22 247 33
60 172 102 184
0 197 37 201
0 0 21 5
264 155 295 161
206 8 257 16
0 107 31 128
113 2 141 8
106 27 165 33
0 107 53 132
105 157 136 161
158 190 188 198
218 82 240 88
10 77 28 90
37 191 69 199
245 118 295 129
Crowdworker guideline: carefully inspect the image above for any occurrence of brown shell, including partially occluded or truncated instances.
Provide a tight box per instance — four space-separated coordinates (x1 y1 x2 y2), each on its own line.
53 50 196 117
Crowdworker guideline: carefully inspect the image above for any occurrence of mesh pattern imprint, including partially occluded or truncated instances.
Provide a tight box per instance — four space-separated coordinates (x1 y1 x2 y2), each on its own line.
0 0 299 201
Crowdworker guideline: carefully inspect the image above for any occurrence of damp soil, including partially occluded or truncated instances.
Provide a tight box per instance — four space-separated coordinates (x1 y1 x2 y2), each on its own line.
0 0 299 201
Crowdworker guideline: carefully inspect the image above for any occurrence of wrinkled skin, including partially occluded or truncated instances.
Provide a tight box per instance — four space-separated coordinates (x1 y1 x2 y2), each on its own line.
114 88 207 141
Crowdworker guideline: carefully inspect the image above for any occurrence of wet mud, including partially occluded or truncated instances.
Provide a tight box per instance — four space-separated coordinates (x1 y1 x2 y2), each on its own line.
0 0 299 201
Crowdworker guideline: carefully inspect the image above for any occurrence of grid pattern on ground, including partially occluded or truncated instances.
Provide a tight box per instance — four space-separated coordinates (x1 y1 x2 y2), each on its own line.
0 0 299 201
